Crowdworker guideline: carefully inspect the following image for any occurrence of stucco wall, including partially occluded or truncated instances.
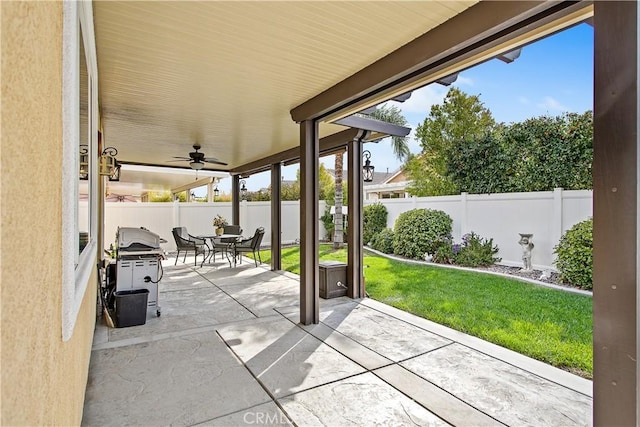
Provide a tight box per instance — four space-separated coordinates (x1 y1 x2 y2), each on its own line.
1 2 95 424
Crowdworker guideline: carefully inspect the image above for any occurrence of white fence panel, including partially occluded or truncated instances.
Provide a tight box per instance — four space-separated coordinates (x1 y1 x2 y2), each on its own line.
562 190 593 234
240 201 271 245
466 192 556 268
179 203 232 238
366 189 592 271
104 203 175 251
105 200 326 253
104 190 591 270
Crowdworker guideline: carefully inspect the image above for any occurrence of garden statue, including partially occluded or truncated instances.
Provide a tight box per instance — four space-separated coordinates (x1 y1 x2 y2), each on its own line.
518 233 534 271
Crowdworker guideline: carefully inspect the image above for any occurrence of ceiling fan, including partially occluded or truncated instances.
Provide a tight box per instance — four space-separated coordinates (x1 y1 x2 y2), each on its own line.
168 144 227 170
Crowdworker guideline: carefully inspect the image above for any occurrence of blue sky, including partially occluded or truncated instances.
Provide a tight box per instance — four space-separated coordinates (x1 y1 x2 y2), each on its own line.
210 22 593 195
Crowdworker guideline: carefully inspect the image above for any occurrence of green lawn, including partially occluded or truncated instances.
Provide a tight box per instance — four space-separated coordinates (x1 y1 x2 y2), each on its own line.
256 244 593 378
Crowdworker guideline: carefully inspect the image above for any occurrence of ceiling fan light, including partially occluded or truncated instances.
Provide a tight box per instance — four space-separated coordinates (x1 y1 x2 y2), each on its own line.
190 161 204 170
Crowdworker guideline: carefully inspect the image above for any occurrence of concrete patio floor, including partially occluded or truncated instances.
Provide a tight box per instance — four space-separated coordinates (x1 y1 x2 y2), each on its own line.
83 256 592 426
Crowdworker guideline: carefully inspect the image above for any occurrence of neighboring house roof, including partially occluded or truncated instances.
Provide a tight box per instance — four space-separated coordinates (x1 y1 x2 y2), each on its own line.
366 169 397 186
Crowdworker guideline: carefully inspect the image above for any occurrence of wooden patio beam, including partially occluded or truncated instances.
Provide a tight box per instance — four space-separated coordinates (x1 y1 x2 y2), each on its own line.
347 131 367 299
592 1 639 424
231 175 240 226
270 162 282 271
290 1 591 122
231 128 363 177
299 120 319 325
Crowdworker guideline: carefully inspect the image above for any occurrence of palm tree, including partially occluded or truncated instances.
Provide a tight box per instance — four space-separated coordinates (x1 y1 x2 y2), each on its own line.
332 104 409 248
369 105 410 161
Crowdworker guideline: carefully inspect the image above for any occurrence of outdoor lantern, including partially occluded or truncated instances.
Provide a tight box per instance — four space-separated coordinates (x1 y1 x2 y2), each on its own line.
363 150 375 182
99 147 119 177
108 160 121 182
239 179 247 200
79 145 89 180
213 186 220 199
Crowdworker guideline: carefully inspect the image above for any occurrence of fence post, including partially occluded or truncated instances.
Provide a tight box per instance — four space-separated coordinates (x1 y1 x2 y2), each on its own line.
172 200 180 227
460 192 468 238
552 187 563 248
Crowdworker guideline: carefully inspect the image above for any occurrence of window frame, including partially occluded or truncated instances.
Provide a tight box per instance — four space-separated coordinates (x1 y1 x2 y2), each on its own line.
62 0 99 341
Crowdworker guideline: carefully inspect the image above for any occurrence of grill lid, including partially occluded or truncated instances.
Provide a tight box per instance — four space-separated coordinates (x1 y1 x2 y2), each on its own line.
117 227 161 250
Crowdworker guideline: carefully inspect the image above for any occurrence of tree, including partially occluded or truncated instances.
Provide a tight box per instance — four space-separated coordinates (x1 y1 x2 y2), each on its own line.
148 191 186 202
442 111 593 194
407 87 497 196
281 181 300 201
447 133 513 194
332 104 410 248
369 105 410 161
281 165 333 202
502 111 593 191
333 149 346 248
244 189 270 201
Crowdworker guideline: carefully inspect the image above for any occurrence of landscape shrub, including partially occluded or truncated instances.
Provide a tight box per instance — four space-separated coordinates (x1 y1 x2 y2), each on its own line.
554 218 593 290
371 228 395 254
431 240 455 264
363 203 388 245
454 232 501 267
430 232 500 267
392 209 453 259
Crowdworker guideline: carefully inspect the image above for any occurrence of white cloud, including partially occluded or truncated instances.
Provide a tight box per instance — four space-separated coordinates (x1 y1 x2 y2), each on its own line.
455 75 474 86
383 85 447 115
537 96 568 112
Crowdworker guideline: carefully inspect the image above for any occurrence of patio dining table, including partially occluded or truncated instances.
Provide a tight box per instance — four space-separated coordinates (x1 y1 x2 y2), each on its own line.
198 233 242 267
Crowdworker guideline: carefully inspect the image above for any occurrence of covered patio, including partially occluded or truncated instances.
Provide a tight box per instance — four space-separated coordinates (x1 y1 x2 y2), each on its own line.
79 0 635 425
83 258 591 426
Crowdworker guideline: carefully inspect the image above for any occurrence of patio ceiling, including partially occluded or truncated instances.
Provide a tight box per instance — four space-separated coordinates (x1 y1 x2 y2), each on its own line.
107 165 227 197
93 1 477 172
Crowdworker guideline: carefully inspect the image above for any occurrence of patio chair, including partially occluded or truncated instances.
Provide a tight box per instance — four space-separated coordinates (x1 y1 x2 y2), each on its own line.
209 237 231 263
233 227 265 267
223 224 242 235
171 227 207 267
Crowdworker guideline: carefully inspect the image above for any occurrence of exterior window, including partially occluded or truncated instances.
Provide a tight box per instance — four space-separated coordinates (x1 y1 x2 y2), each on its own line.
78 27 90 260
62 1 97 341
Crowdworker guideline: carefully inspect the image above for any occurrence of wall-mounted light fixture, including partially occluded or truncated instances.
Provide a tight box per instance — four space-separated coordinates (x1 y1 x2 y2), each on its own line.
363 150 375 182
99 146 119 177
213 185 220 199
79 145 89 180
81 145 120 180
108 160 121 182
239 179 247 200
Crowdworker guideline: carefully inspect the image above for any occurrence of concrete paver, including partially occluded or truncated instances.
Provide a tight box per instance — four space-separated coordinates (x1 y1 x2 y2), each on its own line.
217 317 366 398
83 260 592 426
279 372 450 426
82 331 272 426
401 343 592 426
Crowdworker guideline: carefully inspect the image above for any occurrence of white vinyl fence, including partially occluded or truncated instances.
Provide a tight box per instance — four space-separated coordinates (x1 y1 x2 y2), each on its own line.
97 188 592 271
366 188 592 270
102 201 326 254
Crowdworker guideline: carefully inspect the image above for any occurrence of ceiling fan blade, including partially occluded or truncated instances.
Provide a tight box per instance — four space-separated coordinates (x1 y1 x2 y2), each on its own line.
171 156 191 160
204 158 228 166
